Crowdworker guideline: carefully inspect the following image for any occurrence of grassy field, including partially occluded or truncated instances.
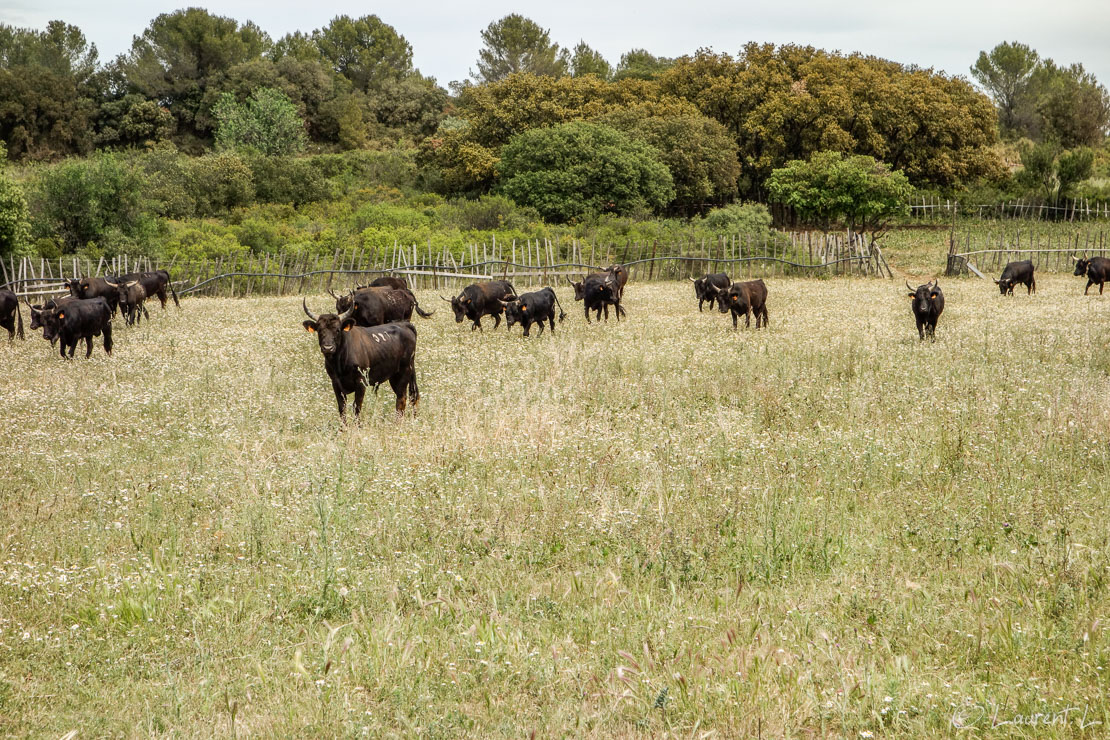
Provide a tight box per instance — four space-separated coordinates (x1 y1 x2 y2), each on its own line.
2 275 1109 737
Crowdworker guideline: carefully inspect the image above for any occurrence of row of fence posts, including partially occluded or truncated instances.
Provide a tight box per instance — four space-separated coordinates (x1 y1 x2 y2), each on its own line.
0 231 890 299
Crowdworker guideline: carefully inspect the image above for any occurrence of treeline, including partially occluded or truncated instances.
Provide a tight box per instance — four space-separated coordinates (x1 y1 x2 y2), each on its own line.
1 11 1109 261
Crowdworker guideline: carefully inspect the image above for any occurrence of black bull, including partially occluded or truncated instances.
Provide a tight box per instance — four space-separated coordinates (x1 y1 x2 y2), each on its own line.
691 273 730 311
1 289 23 341
717 279 769 329
302 299 419 419
907 280 944 341
995 260 1035 295
1074 256 1110 295
329 286 434 326
30 296 114 358
112 270 180 309
568 273 621 322
501 287 567 336
442 281 517 330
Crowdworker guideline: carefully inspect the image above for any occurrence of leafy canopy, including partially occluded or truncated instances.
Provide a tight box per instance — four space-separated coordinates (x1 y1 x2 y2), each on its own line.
498 121 674 223
766 151 913 242
213 87 307 156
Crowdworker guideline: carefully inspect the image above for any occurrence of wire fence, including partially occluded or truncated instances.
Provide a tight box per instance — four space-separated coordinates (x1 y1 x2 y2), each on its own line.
1 231 891 299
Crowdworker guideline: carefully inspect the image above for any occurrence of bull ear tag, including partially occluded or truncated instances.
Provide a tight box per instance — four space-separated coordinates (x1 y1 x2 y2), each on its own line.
343 324 351 331
58 311 65 319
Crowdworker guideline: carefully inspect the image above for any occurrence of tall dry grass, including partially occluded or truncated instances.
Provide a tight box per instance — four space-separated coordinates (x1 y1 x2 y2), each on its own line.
1 276 1107 737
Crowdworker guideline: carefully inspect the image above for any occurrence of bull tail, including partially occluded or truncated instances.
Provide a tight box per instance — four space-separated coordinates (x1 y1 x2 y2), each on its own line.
552 292 567 322
15 301 24 340
413 300 435 318
169 281 180 307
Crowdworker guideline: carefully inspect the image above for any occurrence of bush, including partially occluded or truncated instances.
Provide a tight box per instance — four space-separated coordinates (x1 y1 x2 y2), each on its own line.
162 223 247 260
247 156 334 206
0 171 31 257
29 152 152 253
702 203 773 235
498 121 674 223
190 153 255 216
439 195 539 231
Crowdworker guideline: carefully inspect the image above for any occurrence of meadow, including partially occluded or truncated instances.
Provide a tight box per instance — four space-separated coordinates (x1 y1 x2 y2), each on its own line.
1 274 1109 737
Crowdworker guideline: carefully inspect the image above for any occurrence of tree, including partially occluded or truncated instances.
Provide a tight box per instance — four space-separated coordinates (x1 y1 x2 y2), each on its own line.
766 151 913 245
0 22 100 159
122 9 270 145
1017 143 1095 204
598 103 739 208
213 87 307 156
614 49 674 81
471 15 568 84
1033 62 1110 148
970 42 1040 136
498 121 674 222
661 46 1001 195
570 42 612 79
0 169 31 257
314 15 414 93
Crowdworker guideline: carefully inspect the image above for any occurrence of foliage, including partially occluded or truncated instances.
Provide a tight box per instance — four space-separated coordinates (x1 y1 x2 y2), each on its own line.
701 202 773 235
1033 61 1110 149
766 151 913 242
213 87 307 156
1018 143 1095 202
570 42 612 80
0 169 31 257
121 8 271 145
598 103 740 208
661 46 1002 195
313 15 414 94
614 49 674 81
498 121 674 222
970 41 1040 136
471 15 568 84
245 155 333 206
28 152 151 253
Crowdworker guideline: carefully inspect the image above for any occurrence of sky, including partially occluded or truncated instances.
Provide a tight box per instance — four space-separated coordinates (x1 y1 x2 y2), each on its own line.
2 0 1108 90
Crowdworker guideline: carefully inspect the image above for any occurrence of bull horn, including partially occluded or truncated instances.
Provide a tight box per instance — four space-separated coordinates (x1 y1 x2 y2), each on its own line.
905 280 914 292
1072 256 1080 262
440 295 452 302
327 288 339 300
302 297 318 321
688 277 698 282
993 279 1001 284
338 305 354 323
126 280 138 287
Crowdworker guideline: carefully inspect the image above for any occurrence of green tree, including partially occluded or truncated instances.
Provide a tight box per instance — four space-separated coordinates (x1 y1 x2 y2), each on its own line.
122 9 270 146
1018 143 1095 204
1033 62 1110 148
614 49 674 81
471 15 568 83
598 103 740 208
0 169 31 257
766 151 913 245
970 42 1040 136
498 121 674 222
570 42 612 79
314 15 414 93
0 22 100 159
213 87 307 156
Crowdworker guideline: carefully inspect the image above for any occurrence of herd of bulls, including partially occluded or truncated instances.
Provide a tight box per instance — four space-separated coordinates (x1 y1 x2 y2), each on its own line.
3 256 1109 421
0 270 179 358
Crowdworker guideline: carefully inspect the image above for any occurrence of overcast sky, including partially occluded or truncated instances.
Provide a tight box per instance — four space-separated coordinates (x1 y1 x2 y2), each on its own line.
3 0 1108 90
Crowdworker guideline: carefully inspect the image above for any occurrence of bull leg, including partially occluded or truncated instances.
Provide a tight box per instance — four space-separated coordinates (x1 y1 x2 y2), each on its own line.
353 385 366 419
389 374 409 417
584 305 591 323
84 336 94 358
698 299 704 312
332 381 347 419
492 313 502 329
142 302 150 321
917 320 926 341
67 339 77 358
731 310 738 329
549 315 555 333
762 307 769 328
522 321 531 337
1101 282 1105 296
472 318 481 331
103 322 113 355
157 288 168 309
1029 278 1035 295
745 310 752 328
536 320 544 335
1085 280 1093 295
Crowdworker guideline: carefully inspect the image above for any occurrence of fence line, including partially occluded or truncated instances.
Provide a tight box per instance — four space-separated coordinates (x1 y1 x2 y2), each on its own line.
945 228 1109 277
0 230 891 299
909 195 1110 223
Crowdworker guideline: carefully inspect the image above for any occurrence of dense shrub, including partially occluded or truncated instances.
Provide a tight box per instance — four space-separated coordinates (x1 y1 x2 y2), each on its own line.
498 122 674 222
702 203 774 235
247 156 333 206
0 170 32 257
29 152 153 253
